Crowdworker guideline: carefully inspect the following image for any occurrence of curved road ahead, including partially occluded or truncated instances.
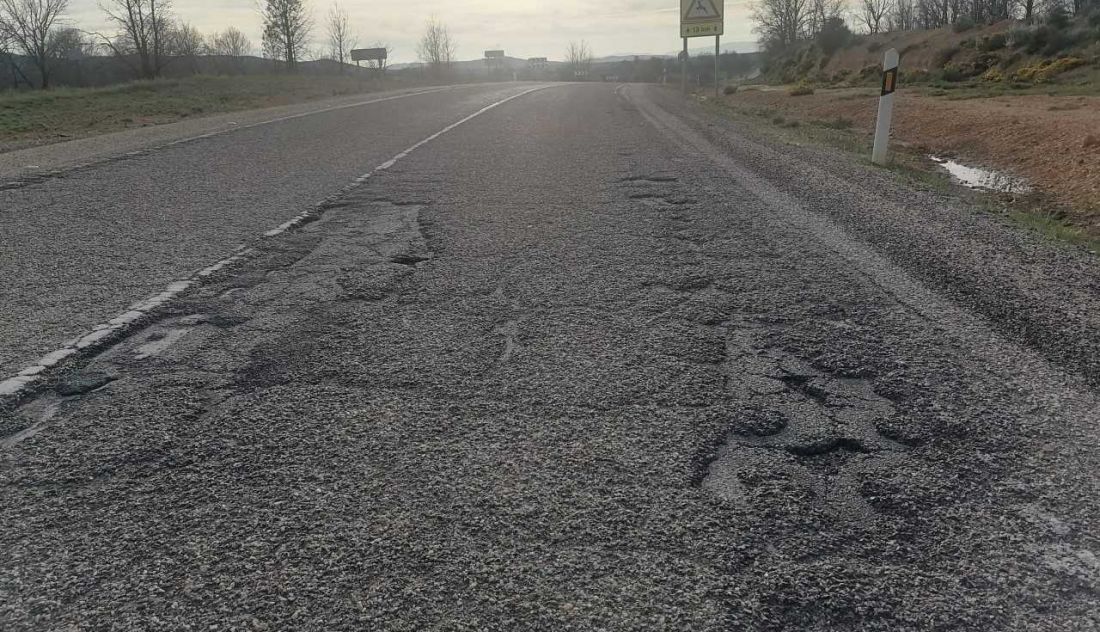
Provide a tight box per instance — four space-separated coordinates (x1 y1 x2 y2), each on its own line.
1 82 1098 630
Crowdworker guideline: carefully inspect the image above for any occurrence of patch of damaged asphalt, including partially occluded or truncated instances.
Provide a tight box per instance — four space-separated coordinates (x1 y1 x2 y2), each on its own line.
0 84 1098 631
647 86 1100 391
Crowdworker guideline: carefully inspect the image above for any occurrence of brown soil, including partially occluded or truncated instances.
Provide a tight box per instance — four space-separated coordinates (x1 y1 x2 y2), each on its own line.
724 87 1100 231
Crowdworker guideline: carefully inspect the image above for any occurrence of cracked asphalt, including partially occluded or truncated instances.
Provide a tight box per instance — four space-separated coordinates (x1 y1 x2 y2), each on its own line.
2 82 1099 630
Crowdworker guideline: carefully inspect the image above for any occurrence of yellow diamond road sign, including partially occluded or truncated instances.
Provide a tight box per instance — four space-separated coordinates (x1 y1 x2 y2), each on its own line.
681 0 724 38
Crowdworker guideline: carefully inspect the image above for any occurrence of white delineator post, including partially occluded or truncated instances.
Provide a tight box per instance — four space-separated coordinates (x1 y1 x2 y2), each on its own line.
872 48 900 166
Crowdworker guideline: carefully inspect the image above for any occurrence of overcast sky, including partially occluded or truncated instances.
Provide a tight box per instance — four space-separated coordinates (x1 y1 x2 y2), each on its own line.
64 0 759 63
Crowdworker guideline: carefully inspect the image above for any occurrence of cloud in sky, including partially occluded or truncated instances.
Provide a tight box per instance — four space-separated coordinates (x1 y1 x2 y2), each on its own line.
65 0 758 63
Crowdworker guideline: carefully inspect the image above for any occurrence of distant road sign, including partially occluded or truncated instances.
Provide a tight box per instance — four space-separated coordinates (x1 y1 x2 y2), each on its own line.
351 48 387 62
681 0 724 38
485 50 505 59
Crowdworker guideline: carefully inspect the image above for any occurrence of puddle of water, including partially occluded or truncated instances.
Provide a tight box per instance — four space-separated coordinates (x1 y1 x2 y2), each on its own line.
930 156 1031 194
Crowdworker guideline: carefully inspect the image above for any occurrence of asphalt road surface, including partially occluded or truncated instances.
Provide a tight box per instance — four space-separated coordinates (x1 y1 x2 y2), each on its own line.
1 82 1099 630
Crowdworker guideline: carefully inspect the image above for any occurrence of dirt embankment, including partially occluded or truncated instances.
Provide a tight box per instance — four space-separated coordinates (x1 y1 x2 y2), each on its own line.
724 87 1100 231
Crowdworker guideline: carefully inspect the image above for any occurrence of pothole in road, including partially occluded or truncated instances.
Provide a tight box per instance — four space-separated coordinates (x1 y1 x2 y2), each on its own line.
134 328 193 360
619 174 679 184
701 319 912 521
55 371 116 396
390 253 430 266
786 436 871 457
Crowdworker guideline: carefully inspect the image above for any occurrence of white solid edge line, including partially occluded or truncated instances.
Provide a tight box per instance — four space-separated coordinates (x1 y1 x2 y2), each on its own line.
0 84 554 401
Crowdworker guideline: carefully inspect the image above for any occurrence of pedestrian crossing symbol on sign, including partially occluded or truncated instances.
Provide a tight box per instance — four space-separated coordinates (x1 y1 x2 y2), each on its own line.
684 0 721 19
681 0 724 37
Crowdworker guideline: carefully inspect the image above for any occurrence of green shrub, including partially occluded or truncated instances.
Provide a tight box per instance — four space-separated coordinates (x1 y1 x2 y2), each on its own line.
960 37 976 48
941 64 968 81
973 53 1000 71
932 46 961 68
1008 27 1034 49
831 68 851 80
979 33 1007 51
817 17 852 55
867 41 884 53
723 85 738 95
1025 26 1052 53
900 42 923 57
1039 26 1076 55
954 16 976 33
982 67 1006 82
817 116 853 129
1090 11 1100 28
1012 57 1087 82
901 69 932 83
1046 7 1070 30
788 82 815 96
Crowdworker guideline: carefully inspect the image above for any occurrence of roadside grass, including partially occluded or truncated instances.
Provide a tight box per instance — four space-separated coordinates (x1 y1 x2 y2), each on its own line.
701 95 1100 255
0 74 403 151
1008 206 1100 254
914 74 1100 99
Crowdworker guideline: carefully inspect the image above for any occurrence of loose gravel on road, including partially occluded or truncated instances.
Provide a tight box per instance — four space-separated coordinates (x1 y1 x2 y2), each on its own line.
1 83 1098 630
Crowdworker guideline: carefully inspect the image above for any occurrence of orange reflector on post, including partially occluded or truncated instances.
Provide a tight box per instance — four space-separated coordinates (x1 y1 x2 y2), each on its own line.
881 68 898 96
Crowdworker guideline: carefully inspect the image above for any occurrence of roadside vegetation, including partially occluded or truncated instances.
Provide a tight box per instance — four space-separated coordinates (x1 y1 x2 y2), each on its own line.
703 92 1100 252
755 15 1099 95
702 0 1100 249
0 74 404 151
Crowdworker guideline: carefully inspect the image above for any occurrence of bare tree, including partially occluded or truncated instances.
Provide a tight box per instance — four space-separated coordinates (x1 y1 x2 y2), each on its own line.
888 0 917 29
416 16 454 74
806 0 845 36
1020 0 1037 21
209 25 250 56
167 20 201 72
261 0 310 70
364 40 390 71
325 1 354 70
49 26 94 58
565 39 592 79
1 27 33 87
99 0 172 79
752 0 811 47
858 0 892 32
0 0 69 88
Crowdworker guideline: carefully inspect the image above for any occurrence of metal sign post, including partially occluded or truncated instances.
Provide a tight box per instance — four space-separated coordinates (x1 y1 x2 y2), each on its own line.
680 42 688 94
680 0 724 96
715 36 720 98
872 48 900 166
